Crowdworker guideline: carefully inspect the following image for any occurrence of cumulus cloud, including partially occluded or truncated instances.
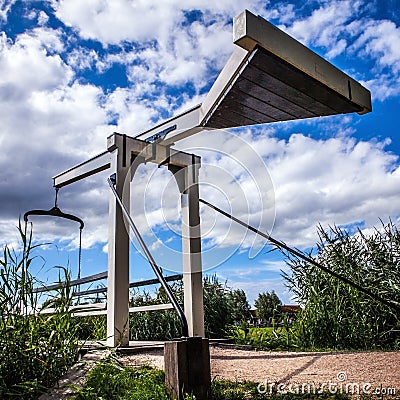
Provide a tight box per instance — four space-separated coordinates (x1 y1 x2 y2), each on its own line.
349 18 400 100
121 125 400 270
1 0 400 271
351 19 400 73
0 28 69 92
284 0 361 52
51 0 262 45
0 0 15 21
38 10 49 26
279 0 400 101
50 0 264 96
267 132 400 247
0 26 113 247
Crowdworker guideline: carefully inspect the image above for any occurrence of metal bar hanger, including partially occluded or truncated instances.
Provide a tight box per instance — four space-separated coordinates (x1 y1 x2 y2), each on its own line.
24 188 85 294
24 188 84 230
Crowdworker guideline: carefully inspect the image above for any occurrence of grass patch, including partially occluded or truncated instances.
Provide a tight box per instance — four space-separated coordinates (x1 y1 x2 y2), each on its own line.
73 356 374 400
72 356 170 400
229 325 300 351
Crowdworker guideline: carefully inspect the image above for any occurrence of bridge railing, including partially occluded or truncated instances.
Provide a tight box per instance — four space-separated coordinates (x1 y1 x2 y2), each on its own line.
32 272 183 318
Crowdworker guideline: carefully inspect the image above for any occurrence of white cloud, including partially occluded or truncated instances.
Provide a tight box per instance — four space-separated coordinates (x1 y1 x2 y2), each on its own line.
1 0 400 271
124 125 400 259
0 27 115 248
359 75 400 101
104 87 159 134
283 0 361 53
50 0 267 94
267 133 400 247
67 47 100 71
351 19 400 73
51 0 263 45
278 0 400 101
0 28 70 93
26 10 49 26
0 0 15 21
53 0 178 44
28 83 109 156
108 18 232 94
38 10 49 26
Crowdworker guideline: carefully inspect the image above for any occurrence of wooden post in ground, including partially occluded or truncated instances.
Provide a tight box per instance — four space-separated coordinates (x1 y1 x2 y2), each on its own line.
164 337 211 400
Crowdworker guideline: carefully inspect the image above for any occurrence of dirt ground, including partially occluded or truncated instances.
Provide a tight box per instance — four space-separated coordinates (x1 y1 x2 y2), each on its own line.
120 345 400 395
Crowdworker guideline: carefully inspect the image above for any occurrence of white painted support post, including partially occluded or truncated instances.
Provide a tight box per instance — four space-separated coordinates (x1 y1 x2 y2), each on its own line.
171 160 205 337
106 134 131 347
54 132 205 345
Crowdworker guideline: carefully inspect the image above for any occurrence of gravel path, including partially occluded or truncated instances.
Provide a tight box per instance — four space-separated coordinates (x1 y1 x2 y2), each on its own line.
120 345 400 395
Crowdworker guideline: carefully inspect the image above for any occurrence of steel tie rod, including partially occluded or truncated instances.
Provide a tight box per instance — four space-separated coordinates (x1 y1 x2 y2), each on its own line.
107 176 189 337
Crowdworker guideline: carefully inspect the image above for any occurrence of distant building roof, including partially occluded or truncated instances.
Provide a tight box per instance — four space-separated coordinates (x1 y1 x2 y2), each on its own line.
281 305 300 313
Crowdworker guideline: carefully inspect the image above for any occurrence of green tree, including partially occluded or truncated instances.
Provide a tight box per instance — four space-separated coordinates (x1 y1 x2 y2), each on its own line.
227 289 251 323
282 222 400 350
254 290 282 324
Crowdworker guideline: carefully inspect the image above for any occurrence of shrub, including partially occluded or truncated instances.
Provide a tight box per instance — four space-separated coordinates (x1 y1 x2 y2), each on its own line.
203 275 234 338
226 289 251 324
229 321 300 351
76 314 107 341
129 284 185 341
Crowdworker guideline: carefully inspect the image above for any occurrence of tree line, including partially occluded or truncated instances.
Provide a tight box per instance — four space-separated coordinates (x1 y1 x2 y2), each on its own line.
125 276 284 340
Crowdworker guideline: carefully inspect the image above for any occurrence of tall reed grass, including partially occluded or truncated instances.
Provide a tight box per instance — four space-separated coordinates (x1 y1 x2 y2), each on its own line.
0 221 81 399
283 222 400 350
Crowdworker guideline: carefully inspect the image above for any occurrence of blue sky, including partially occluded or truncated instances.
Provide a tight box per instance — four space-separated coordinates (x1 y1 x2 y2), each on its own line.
0 0 400 305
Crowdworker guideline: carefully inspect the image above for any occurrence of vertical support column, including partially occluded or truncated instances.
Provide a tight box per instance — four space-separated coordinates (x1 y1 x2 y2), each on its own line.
170 158 205 337
106 134 131 347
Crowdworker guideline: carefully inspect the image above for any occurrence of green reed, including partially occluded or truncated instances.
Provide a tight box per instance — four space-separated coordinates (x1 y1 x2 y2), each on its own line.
282 221 400 350
0 221 81 399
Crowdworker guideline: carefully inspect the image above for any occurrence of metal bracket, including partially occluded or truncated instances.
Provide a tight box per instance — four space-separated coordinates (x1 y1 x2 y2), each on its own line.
145 124 177 143
109 173 117 186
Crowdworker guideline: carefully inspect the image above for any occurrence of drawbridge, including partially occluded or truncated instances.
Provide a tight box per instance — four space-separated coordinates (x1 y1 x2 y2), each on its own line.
25 10 373 348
